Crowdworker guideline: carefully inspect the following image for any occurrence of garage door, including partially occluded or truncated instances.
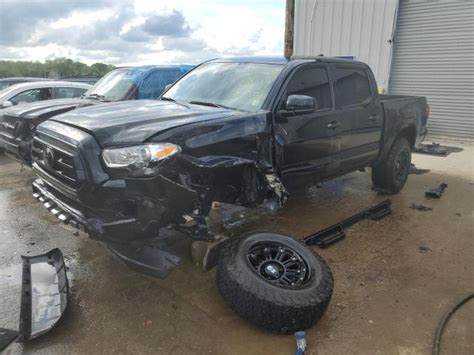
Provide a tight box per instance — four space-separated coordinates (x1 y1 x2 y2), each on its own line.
389 0 474 139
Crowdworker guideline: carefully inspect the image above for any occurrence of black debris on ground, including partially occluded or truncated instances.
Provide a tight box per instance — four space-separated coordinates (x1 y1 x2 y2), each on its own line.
409 163 430 175
414 143 463 157
410 203 433 211
425 183 448 199
418 246 431 253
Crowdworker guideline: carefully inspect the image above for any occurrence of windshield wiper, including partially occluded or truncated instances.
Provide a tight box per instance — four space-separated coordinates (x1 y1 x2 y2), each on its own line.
188 100 232 110
85 93 110 102
161 96 190 108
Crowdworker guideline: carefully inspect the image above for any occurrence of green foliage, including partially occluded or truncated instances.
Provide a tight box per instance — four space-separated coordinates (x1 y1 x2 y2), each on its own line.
0 58 115 78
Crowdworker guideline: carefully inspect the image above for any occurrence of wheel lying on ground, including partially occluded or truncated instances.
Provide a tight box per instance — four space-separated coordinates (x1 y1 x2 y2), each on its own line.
372 136 412 194
216 232 333 333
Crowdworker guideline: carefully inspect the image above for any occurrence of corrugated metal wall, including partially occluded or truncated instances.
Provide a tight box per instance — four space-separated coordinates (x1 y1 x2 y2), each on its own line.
293 0 398 92
389 0 474 139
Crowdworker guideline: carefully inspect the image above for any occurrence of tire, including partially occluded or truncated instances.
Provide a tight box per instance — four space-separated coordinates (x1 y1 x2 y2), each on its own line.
216 232 334 333
372 137 412 194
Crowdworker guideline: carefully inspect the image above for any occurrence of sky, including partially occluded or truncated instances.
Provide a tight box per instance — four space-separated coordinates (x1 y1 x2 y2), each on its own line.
0 0 285 65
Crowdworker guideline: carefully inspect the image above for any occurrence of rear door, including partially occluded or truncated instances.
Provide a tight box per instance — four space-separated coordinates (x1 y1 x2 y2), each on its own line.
275 64 341 180
331 65 383 172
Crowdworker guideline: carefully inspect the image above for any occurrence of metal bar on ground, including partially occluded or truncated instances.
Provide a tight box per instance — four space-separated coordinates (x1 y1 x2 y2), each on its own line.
303 199 392 248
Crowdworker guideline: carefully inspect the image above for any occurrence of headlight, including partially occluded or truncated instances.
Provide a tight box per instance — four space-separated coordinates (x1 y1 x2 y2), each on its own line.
102 143 181 175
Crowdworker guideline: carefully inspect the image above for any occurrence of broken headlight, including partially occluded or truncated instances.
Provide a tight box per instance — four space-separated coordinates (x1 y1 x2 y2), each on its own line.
102 143 181 176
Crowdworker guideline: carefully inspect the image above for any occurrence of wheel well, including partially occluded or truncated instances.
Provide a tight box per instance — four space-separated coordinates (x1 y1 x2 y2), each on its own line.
399 126 417 149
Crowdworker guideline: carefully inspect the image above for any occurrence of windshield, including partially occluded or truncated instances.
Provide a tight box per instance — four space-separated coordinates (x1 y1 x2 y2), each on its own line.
163 62 284 112
0 82 10 90
84 69 137 101
0 85 21 101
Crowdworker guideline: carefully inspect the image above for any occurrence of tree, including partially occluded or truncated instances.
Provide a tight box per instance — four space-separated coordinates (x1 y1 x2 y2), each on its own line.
0 58 115 79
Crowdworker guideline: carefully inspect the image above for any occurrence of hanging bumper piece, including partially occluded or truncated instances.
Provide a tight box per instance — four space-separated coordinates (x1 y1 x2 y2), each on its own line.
18 248 69 342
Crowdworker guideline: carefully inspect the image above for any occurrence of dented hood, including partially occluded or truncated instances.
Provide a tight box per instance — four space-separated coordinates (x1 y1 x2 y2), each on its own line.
3 98 96 120
50 99 238 147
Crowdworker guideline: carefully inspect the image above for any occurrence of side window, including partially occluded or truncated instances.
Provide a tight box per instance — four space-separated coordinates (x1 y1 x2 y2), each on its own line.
55 87 87 99
334 68 371 107
286 67 332 110
138 69 182 99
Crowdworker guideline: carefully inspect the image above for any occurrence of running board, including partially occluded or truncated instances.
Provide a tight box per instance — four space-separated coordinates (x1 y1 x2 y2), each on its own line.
303 199 392 248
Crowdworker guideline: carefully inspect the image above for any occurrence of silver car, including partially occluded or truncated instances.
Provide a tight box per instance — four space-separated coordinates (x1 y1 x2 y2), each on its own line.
0 81 91 109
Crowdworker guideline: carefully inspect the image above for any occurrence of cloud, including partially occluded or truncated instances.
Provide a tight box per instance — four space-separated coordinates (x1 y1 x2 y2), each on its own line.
0 0 115 45
143 10 191 37
161 37 207 52
121 9 193 43
0 0 285 65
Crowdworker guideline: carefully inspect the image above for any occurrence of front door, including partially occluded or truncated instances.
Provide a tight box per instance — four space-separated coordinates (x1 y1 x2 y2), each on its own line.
274 65 341 182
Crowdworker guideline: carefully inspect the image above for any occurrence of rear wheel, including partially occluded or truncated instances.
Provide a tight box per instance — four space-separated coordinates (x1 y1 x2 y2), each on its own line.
216 232 333 333
372 137 411 194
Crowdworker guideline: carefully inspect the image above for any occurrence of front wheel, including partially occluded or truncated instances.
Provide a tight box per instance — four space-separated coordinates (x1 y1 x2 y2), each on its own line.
216 232 334 333
372 137 412 194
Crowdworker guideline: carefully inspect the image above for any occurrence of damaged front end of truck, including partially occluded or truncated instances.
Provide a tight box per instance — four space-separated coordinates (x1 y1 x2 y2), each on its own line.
31 102 286 278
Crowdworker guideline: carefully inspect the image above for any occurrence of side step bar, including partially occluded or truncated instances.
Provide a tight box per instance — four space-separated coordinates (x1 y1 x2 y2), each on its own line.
303 199 392 248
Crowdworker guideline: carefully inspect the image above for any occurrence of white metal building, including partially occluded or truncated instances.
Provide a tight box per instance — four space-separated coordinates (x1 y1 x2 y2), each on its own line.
293 0 474 139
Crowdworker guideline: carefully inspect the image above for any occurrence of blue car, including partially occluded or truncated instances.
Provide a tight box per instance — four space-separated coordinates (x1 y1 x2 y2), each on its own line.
0 65 193 163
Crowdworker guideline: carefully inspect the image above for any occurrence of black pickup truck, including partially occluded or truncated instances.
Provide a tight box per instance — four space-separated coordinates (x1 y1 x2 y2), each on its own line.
30 56 428 333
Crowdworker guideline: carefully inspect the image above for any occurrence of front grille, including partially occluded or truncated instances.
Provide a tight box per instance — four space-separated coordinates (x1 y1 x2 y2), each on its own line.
31 136 84 189
0 115 18 136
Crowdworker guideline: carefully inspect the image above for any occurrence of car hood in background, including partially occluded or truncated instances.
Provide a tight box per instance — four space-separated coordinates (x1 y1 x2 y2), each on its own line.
3 98 96 120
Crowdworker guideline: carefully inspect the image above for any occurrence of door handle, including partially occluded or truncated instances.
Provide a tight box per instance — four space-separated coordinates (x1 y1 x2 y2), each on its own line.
368 115 377 121
327 121 340 130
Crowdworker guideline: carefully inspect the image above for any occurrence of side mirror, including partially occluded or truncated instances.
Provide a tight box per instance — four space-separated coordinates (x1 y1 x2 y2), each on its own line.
2 100 13 108
285 95 317 113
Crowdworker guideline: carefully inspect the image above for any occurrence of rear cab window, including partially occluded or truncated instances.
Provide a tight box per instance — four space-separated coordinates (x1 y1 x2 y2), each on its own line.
138 69 182 99
54 87 87 99
333 67 372 107
286 67 332 110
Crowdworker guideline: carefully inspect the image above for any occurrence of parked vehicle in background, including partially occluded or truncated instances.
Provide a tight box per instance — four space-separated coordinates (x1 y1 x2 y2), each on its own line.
0 65 192 163
0 77 52 90
29 56 428 332
58 75 101 85
0 81 91 109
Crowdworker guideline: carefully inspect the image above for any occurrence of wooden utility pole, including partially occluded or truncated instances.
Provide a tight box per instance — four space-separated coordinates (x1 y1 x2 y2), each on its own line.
284 0 295 59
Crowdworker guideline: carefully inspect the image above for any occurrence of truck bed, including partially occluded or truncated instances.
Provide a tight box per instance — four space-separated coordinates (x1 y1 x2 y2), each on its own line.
378 94 428 158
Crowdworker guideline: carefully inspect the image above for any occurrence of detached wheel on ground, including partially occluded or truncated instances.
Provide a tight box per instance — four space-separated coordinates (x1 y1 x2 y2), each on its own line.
372 136 412 194
216 232 333 333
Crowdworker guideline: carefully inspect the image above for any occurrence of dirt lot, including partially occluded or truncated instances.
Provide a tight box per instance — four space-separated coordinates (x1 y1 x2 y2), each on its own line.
1 139 473 355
